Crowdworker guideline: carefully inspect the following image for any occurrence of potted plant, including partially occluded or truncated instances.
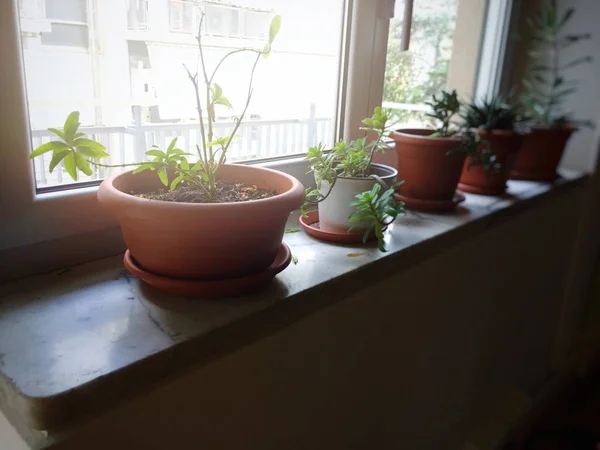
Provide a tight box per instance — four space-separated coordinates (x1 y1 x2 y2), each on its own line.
390 90 496 211
458 95 524 195
30 15 305 285
512 1 592 181
301 107 405 252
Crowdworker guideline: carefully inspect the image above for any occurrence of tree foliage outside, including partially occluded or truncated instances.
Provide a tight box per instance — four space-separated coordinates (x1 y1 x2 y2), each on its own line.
383 0 458 126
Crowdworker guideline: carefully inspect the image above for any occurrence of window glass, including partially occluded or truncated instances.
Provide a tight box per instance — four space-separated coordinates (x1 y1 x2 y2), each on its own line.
41 23 89 48
45 0 87 22
383 0 460 127
19 0 345 190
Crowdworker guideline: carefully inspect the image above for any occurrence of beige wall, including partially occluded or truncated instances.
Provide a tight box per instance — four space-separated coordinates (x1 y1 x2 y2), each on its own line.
40 186 583 450
446 0 487 99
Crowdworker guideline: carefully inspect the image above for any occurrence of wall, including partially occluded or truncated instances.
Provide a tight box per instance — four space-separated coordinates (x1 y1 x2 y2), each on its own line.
39 185 583 450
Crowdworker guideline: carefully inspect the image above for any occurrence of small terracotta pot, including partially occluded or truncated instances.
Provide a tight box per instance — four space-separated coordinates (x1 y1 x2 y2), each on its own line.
458 130 524 196
317 163 397 235
98 164 305 280
391 129 467 209
511 127 575 181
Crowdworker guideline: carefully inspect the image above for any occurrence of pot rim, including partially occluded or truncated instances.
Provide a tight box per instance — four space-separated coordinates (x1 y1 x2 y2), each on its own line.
333 163 398 181
471 128 521 136
98 163 304 209
391 128 462 143
529 124 578 132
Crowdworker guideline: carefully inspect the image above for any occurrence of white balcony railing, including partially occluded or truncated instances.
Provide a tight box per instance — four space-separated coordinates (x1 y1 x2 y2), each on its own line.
32 116 333 189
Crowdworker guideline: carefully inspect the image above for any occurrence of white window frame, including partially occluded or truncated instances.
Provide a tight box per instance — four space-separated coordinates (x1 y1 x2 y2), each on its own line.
0 0 512 277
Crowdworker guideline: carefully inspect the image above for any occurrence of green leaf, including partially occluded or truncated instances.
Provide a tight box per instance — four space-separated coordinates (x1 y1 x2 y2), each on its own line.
146 149 166 158
180 158 190 171
292 254 299 265
285 228 300 233
48 127 66 140
562 56 593 69
170 174 184 191
63 111 80 145
63 152 78 181
262 43 271 58
77 147 110 159
166 138 178 154
559 8 575 29
132 163 154 174
48 150 70 172
30 141 70 158
212 83 223 99
157 167 169 186
75 153 93 176
73 138 105 151
214 96 233 109
269 15 281 43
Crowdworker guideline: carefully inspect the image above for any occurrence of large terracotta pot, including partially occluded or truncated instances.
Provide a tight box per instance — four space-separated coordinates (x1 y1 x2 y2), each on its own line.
317 163 397 234
391 129 466 207
98 164 304 280
511 127 575 181
458 130 524 196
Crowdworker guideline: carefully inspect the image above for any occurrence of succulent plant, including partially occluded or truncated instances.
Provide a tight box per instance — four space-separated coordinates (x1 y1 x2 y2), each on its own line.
461 96 520 132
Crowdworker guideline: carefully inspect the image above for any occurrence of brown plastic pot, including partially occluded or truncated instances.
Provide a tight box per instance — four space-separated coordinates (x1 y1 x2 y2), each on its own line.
391 129 467 210
458 130 524 196
510 127 575 181
97 164 305 280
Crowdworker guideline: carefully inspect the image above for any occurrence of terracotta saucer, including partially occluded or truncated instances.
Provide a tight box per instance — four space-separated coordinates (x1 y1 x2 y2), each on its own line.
299 210 374 244
510 169 557 182
458 183 506 196
123 243 291 298
393 192 466 213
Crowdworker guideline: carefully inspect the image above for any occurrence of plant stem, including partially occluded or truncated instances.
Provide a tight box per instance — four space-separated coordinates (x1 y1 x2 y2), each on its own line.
546 36 560 125
366 132 384 173
208 48 261 86
196 14 214 152
220 51 261 160
184 65 209 165
87 160 140 168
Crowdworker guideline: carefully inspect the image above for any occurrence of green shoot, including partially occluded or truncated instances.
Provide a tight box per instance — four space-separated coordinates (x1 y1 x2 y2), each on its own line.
349 183 405 252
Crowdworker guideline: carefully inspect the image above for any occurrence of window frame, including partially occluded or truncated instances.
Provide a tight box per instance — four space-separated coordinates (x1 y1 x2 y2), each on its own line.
0 0 512 279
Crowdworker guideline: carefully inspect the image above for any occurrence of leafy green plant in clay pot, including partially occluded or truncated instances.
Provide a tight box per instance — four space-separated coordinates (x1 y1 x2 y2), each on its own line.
30 15 305 290
458 95 525 195
513 0 593 181
390 90 496 211
301 107 405 252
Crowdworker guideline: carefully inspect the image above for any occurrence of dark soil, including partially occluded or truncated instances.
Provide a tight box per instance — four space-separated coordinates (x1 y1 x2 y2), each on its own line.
134 181 277 203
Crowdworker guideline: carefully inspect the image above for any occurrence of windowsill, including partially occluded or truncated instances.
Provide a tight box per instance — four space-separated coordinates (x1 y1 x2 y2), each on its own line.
0 169 587 446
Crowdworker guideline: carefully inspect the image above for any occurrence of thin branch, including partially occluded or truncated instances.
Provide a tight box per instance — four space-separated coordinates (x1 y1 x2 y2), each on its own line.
222 52 261 154
87 160 140 168
196 14 214 150
208 48 261 86
183 63 208 162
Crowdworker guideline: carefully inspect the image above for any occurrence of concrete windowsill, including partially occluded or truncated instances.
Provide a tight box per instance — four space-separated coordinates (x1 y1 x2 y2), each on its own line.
0 170 587 447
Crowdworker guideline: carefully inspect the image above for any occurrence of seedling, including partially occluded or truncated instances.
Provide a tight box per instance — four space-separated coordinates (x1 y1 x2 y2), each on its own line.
349 183 405 252
304 107 405 251
426 90 498 172
521 0 592 127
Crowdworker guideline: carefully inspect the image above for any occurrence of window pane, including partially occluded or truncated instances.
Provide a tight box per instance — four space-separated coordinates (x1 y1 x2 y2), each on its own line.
19 0 345 190
383 0 459 127
40 23 89 47
45 0 87 22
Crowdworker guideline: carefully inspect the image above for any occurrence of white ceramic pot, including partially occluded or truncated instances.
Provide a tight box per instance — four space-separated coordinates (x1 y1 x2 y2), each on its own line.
318 163 398 234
